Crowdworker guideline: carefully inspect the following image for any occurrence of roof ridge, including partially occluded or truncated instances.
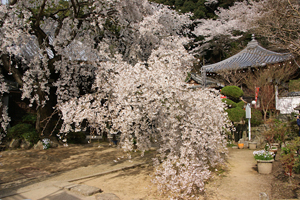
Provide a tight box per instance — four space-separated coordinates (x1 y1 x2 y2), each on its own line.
202 37 292 71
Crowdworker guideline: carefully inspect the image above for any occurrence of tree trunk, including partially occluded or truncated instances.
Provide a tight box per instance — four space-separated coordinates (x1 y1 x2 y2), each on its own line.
1 54 23 87
35 86 56 136
36 108 41 134
263 109 267 121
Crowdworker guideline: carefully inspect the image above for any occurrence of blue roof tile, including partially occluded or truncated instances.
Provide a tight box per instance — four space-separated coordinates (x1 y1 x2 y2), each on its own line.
202 38 292 73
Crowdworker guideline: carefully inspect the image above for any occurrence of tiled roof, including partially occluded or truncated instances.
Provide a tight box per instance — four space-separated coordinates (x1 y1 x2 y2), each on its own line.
188 73 224 88
286 91 300 97
202 38 292 73
17 28 99 62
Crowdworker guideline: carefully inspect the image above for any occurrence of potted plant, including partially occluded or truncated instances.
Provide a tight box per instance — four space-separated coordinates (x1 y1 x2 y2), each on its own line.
253 148 275 174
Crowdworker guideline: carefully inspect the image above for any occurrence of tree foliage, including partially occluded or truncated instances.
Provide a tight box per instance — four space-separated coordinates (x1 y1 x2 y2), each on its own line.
0 0 232 198
254 0 300 57
226 107 244 122
250 109 263 127
149 0 237 19
222 98 236 108
289 78 300 92
221 85 243 101
221 86 245 122
242 62 298 120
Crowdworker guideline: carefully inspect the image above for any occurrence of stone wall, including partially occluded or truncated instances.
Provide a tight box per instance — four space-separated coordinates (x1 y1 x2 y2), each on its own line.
251 124 270 148
241 114 299 148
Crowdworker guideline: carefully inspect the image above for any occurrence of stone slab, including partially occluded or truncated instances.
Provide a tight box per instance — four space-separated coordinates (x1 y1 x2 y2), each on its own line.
53 181 78 189
69 184 102 196
95 193 121 200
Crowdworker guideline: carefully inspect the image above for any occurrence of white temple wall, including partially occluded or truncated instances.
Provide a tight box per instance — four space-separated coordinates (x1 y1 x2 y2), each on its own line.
276 96 300 114
275 86 300 114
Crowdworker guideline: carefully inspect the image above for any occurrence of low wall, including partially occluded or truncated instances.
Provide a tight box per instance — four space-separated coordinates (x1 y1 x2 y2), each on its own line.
248 115 299 148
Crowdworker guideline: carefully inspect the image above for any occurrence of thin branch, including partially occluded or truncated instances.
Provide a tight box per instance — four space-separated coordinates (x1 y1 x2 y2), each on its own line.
288 0 300 17
70 0 78 16
36 0 47 27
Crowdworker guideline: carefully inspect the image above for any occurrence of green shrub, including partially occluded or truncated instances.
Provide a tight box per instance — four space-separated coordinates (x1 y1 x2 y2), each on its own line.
279 138 300 176
22 130 39 144
7 123 39 144
226 107 245 122
22 114 36 124
222 98 237 108
221 86 244 101
7 114 39 145
236 101 245 109
251 109 263 126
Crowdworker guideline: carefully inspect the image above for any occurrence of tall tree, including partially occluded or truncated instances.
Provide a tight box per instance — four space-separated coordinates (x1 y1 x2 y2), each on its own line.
58 37 231 198
0 1 231 198
0 0 191 135
254 0 300 56
194 0 300 57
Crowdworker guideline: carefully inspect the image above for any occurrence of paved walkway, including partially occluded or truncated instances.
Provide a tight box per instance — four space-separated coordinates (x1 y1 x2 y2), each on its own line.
0 158 146 200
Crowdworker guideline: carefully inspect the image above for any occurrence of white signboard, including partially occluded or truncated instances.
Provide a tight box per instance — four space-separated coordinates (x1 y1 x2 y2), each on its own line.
246 103 251 119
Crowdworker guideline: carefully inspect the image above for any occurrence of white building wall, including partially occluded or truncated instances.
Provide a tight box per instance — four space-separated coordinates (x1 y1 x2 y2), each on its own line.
275 86 300 114
276 96 300 114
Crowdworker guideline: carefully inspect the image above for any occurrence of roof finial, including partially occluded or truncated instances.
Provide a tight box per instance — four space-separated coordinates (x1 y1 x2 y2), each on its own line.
247 34 258 48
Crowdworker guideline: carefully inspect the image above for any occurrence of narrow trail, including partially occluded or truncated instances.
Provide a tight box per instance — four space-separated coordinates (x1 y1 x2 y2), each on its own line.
205 148 273 200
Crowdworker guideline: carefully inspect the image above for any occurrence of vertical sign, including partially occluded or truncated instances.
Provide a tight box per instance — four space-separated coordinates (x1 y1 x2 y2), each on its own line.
246 103 251 140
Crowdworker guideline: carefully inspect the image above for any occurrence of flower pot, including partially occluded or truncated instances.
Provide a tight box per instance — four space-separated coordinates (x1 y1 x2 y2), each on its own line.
257 159 274 174
270 146 278 159
249 142 257 150
238 143 244 149
271 143 279 147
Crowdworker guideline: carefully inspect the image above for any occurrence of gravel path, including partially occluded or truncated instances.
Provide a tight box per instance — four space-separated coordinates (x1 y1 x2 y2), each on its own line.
204 148 272 200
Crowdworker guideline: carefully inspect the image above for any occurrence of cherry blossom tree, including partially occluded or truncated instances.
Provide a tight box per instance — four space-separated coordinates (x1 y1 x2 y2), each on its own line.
0 1 233 198
0 0 191 134
0 74 9 144
0 0 109 134
192 0 300 58
58 36 232 199
191 0 266 57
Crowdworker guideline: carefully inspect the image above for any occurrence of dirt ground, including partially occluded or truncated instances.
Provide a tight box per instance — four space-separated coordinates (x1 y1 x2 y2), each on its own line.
1 142 300 199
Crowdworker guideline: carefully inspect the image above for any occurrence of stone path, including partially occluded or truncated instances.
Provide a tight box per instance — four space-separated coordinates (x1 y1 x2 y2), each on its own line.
205 148 273 200
0 147 274 200
0 158 146 200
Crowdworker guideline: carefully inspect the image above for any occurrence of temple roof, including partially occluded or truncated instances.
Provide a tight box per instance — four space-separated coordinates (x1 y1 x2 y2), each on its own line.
202 36 292 73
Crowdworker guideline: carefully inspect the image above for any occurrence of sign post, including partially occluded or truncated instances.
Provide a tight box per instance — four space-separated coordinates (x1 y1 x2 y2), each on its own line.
246 103 251 140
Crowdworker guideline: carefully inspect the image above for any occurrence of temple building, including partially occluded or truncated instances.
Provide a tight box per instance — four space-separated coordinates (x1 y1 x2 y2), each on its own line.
201 35 293 87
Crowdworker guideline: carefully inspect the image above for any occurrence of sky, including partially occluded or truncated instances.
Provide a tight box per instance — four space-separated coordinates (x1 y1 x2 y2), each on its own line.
1 0 8 4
